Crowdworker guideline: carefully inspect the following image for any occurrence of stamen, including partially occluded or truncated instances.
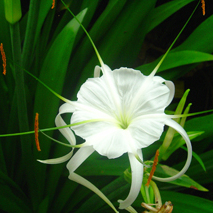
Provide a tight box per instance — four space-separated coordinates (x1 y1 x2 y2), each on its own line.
201 0 205 16
34 113 41 151
146 150 159 187
51 0 55 9
0 43 6 75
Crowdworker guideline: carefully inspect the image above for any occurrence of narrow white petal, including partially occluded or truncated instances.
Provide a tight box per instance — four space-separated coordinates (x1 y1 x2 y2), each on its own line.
94 65 101 78
67 146 119 213
55 103 76 145
37 150 73 164
164 80 175 106
69 173 119 213
66 146 95 173
125 206 138 213
152 119 192 182
118 150 143 209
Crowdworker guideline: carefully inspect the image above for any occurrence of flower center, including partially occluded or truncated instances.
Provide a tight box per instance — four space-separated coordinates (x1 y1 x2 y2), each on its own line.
120 119 129 129
117 112 131 130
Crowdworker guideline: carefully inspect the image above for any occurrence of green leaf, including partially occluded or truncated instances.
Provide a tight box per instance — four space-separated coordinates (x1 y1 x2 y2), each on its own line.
181 146 206 172
33 8 87 203
0 169 32 212
154 164 208 191
161 191 213 213
162 131 204 160
50 179 78 213
68 0 157 97
77 152 129 176
37 196 49 213
175 149 213 185
137 50 213 76
146 0 195 33
33 0 53 49
75 176 128 213
174 14 213 53
185 113 213 141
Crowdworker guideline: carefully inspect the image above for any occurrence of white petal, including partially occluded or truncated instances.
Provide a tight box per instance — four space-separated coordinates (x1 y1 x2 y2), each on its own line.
76 76 118 118
72 122 145 159
118 150 143 209
164 80 175 106
69 173 118 213
152 118 192 182
132 81 170 117
72 122 129 158
112 68 172 118
55 103 76 145
37 150 73 164
67 146 119 212
151 76 175 106
66 146 95 173
112 68 149 115
94 65 101 78
128 118 164 149
125 206 138 213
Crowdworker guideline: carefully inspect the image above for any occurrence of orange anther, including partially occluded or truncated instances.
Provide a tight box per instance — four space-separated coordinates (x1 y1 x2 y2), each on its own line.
51 0 55 9
146 149 159 187
201 0 205 16
34 113 41 151
0 43 6 75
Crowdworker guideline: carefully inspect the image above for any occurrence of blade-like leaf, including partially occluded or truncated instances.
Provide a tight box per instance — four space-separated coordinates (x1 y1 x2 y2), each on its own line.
33 8 87 203
137 50 213 76
0 169 32 212
146 0 195 33
160 191 213 213
162 131 204 160
154 164 208 191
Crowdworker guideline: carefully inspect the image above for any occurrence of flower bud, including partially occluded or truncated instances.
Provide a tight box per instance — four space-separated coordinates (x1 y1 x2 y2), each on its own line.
4 0 22 24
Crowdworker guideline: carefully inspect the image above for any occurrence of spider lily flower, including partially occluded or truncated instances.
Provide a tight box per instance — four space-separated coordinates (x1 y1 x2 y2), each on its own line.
39 63 192 211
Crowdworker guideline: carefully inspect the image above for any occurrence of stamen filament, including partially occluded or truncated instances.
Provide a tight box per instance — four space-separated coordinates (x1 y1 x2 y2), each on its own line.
0 119 105 137
40 131 85 148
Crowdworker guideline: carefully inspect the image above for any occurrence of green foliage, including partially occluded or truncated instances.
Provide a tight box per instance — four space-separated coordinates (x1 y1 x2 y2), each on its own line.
0 0 213 212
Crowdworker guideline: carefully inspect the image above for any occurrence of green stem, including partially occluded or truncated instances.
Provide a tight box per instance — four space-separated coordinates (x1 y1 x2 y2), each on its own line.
10 22 29 153
150 181 162 208
22 0 40 69
10 22 38 209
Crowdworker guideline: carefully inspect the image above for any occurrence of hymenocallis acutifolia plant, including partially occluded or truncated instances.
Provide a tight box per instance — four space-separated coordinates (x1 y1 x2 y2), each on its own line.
0 0 213 212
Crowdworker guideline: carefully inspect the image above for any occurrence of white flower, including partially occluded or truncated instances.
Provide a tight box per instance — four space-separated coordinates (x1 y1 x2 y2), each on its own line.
39 64 192 211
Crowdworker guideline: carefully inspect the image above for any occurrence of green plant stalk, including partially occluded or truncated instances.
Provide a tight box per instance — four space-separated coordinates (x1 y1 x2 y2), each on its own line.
10 22 39 210
22 0 41 69
150 180 162 208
